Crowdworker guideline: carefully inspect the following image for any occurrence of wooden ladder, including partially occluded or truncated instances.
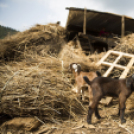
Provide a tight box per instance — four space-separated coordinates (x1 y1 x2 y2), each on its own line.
97 50 134 105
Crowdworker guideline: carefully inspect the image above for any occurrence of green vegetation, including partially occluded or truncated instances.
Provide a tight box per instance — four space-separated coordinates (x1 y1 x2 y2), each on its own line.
0 25 19 39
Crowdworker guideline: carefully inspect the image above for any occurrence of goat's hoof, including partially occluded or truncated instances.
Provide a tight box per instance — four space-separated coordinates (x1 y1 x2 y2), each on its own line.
121 119 126 124
97 115 101 119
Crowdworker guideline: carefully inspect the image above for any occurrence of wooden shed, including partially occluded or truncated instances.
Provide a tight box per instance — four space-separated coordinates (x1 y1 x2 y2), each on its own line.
66 7 134 53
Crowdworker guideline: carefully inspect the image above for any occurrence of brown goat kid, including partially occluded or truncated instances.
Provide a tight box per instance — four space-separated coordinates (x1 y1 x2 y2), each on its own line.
69 63 101 103
83 74 134 124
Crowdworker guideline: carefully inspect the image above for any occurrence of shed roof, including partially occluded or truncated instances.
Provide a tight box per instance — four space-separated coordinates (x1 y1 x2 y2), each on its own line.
66 7 134 35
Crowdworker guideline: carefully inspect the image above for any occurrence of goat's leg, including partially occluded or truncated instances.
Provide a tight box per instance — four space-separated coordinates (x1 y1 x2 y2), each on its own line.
120 108 126 124
87 107 94 124
119 95 126 124
88 86 93 106
95 107 101 119
87 97 100 124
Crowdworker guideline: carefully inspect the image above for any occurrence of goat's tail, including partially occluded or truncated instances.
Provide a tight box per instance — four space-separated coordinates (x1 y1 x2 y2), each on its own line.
96 71 101 77
83 76 91 85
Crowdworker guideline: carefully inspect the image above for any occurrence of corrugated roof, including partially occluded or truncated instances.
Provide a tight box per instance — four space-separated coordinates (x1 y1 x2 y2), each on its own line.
66 7 134 35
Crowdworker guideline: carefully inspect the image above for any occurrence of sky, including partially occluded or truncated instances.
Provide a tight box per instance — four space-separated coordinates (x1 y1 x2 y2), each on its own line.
0 0 134 31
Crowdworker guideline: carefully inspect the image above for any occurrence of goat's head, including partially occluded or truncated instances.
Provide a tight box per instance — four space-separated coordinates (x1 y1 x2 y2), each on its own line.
126 74 134 90
69 63 81 73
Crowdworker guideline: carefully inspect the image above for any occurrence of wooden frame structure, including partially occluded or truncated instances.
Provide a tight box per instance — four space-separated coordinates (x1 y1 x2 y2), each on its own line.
97 50 134 105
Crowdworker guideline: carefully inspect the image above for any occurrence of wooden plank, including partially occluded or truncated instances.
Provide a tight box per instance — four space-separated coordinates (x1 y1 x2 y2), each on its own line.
100 97 113 105
103 65 114 77
103 53 123 77
114 64 126 70
102 62 126 70
83 8 87 34
98 50 134 72
111 50 134 58
97 50 112 65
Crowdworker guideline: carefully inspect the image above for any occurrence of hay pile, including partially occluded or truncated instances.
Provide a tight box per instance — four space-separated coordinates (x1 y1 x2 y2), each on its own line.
100 33 134 78
0 58 86 122
1 22 134 132
114 33 134 54
0 23 67 60
0 24 101 124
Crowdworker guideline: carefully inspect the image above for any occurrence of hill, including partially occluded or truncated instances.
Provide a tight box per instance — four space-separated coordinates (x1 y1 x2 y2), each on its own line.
0 25 19 39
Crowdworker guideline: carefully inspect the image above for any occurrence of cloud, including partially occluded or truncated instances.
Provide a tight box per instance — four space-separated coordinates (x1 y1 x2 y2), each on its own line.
0 3 8 8
96 0 134 17
44 0 104 26
1 0 134 31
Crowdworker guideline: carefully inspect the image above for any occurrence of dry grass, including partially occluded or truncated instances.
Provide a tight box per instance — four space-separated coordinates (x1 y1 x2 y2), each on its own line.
1 25 134 133
0 23 66 60
0 54 87 122
0 24 100 127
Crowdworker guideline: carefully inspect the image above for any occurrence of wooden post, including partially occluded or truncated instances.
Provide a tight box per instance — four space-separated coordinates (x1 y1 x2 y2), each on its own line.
121 15 125 38
88 37 94 54
83 8 87 35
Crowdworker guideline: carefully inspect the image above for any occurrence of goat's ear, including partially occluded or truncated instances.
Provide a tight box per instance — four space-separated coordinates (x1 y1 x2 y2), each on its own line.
83 76 91 85
126 77 133 88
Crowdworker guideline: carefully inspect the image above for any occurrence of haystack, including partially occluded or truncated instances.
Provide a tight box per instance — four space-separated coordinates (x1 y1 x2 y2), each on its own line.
0 55 86 122
0 23 67 60
1 22 134 127
114 33 134 54
0 23 101 123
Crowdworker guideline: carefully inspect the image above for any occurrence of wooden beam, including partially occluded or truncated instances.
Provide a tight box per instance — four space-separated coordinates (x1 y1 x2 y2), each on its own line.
83 8 87 34
97 50 112 65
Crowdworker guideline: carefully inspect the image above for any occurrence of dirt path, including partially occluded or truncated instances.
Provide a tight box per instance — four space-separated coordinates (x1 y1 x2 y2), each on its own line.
1 96 134 134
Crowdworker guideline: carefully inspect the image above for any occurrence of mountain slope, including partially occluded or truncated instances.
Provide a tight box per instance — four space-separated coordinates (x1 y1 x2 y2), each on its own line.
0 25 19 39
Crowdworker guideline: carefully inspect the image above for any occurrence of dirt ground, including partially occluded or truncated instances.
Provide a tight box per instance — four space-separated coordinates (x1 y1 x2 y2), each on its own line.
1 94 134 134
